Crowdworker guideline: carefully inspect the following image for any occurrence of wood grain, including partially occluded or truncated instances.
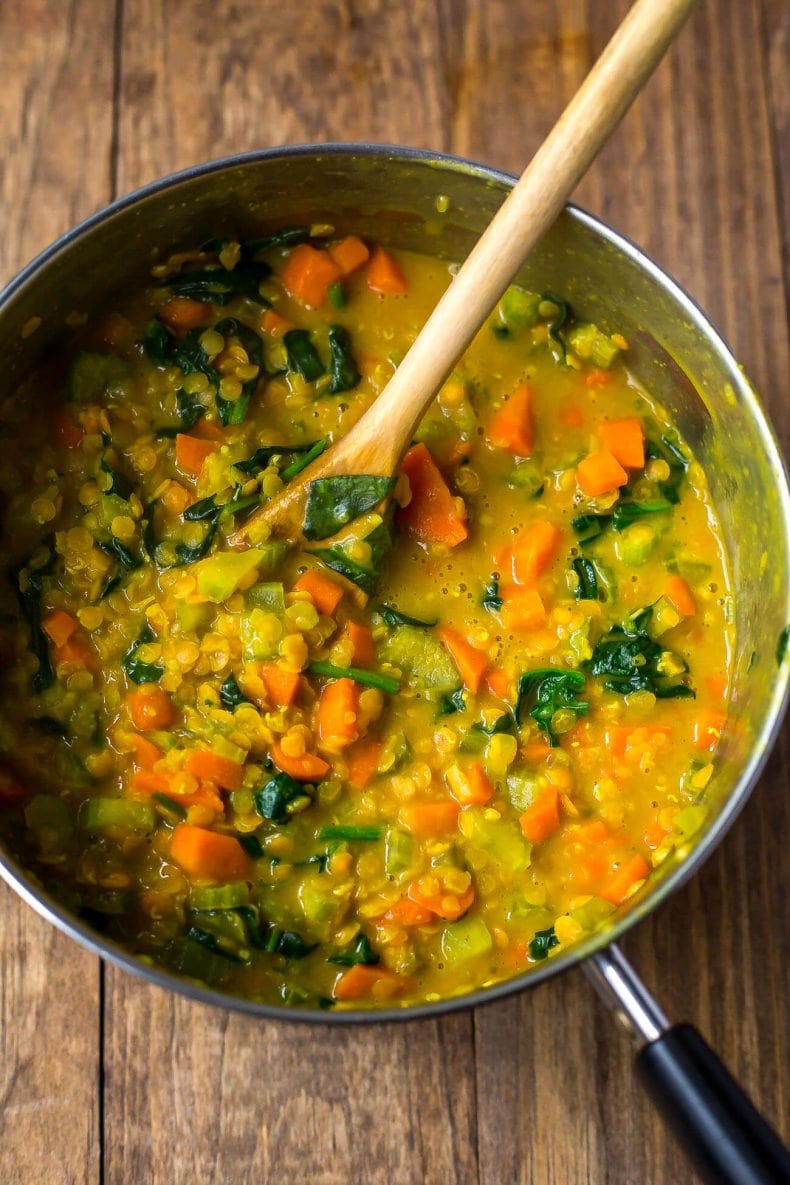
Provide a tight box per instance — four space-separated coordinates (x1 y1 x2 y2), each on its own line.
0 2 787 1184
0 2 115 1183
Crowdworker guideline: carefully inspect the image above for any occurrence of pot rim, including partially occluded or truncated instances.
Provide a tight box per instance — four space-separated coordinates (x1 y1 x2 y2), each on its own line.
1 141 788 1024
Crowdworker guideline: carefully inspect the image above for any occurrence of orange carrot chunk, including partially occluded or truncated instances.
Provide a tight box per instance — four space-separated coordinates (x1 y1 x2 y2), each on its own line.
54 407 84 450
333 964 411 1001
500 585 546 632
485 667 511 699
130 734 164 769
437 626 488 692
343 620 376 667
346 734 384 790
42 609 78 649
170 824 252 883
598 418 645 468
599 854 650 905
293 569 345 615
576 450 629 497
407 880 475 921
271 741 330 782
399 799 460 837
261 309 293 338
127 685 174 731
175 433 218 478
447 760 493 807
257 662 301 707
519 788 561 844
329 235 370 277
487 381 534 456
379 896 434 927
666 574 696 617
318 678 360 750
184 749 244 792
509 520 563 585
157 297 213 334
281 243 341 307
397 443 468 548
366 246 408 295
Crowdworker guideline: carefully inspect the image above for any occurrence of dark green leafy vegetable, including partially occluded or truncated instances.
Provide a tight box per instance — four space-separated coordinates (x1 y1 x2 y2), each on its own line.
586 607 695 698
312 519 391 595
237 833 264 859
572 557 604 601
32 715 68 738
97 536 140 570
184 924 247 964
482 578 503 612
283 329 324 381
611 499 671 531
155 389 208 438
437 687 466 716
151 792 188 822
571 513 612 544
143 322 219 391
144 501 221 569
541 292 569 362
303 475 395 541
529 926 558 960
377 604 437 629
213 317 263 426
219 672 249 710
13 544 56 692
254 772 312 823
645 434 689 504
167 260 271 305
122 625 165 684
516 668 588 746
234 441 318 477
280 438 328 482
265 929 316 959
328 932 379 966
327 325 361 393
317 825 383 841
307 661 400 694
99 457 135 500
777 625 789 666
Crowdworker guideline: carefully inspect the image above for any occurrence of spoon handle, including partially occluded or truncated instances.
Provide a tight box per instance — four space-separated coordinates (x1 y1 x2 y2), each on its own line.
347 0 698 470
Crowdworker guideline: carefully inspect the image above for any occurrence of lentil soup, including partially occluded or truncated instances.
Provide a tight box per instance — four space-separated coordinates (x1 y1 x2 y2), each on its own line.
0 228 732 1009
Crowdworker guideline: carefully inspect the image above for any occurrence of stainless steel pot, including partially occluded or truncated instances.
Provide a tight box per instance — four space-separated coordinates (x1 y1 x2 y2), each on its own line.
0 146 788 1183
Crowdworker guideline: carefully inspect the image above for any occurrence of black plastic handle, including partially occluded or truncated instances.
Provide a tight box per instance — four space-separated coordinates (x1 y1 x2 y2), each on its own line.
636 1023 790 1184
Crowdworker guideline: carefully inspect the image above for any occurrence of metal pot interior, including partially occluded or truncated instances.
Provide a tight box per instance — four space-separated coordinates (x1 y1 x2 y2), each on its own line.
0 146 787 1019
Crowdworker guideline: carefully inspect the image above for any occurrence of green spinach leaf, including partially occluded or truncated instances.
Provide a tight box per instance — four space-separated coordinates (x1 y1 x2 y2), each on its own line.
122 625 164 685
516 668 588 746
303 475 395 541
327 325 361 393
283 329 324 381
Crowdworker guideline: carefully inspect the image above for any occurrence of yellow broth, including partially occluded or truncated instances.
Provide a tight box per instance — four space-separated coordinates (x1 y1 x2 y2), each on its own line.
0 232 732 1009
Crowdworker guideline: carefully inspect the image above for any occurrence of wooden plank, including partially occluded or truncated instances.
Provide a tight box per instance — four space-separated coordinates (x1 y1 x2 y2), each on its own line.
0 2 115 1183
107 4 477 1184
470 2 790 1182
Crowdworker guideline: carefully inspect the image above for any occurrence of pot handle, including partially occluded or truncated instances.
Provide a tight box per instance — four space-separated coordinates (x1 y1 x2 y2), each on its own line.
586 946 790 1185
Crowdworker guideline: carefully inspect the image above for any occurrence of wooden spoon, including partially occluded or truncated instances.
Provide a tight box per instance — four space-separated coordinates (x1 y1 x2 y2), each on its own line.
233 0 698 546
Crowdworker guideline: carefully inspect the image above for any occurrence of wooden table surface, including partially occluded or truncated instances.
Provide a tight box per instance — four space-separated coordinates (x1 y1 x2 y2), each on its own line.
1 2 787 1182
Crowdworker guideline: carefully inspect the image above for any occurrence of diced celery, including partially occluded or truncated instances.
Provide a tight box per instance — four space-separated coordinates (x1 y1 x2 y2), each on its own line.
508 460 545 498
506 769 539 812
176 602 213 633
615 523 656 566
384 827 415 880
674 803 708 841
69 352 129 402
459 806 532 872
440 915 493 966
246 581 285 614
94 493 132 528
165 936 230 986
298 875 344 938
569 895 615 932
459 728 487 755
500 286 541 330
194 548 272 603
379 626 458 695
566 323 620 369
254 540 292 573
24 794 74 853
189 909 250 954
240 606 283 661
648 595 683 638
211 736 246 764
79 797 155 833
